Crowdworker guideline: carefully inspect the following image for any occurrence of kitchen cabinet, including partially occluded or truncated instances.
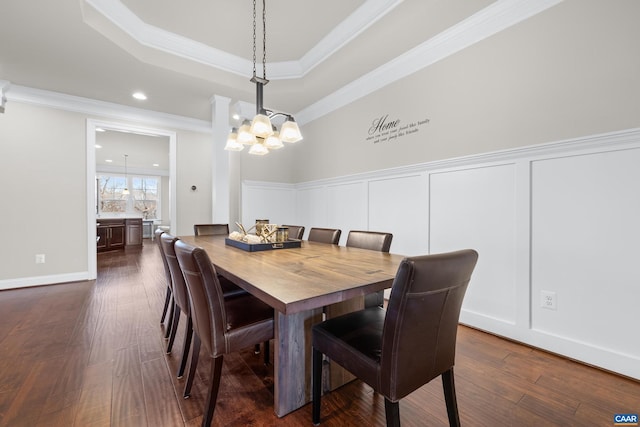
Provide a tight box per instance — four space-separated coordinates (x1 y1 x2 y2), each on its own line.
97 218 142 252
125 218 143 247
97 219 126 252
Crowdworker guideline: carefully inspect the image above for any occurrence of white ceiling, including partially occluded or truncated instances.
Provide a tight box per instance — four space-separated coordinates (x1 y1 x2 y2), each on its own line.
1 0 565 170
1 0 524 122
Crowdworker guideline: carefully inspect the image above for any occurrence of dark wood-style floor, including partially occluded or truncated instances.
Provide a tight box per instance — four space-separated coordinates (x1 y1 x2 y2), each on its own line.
1 242 638 427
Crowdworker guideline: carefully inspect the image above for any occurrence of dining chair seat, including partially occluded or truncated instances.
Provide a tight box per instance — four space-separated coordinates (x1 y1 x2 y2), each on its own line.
312 249 478 427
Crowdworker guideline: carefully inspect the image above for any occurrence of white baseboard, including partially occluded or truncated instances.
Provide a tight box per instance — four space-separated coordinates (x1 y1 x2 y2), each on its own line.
460 310 640 380
0 272 91 291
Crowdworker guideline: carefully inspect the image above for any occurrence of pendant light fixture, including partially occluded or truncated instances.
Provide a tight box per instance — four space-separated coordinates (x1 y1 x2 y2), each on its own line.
122 154 130 195
224 0 303 154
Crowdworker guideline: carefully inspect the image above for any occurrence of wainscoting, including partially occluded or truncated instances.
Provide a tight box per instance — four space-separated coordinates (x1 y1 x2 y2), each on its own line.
242 127 640 380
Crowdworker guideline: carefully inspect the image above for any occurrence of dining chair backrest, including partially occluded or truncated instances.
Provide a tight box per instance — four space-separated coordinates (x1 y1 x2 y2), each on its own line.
381 249 478 400
193 224 229 236
346 230 393 308
155 229 171 286
282 225 305 240
308 227 341 245
160 233 190 315
174 240 228 357
346 230 393 253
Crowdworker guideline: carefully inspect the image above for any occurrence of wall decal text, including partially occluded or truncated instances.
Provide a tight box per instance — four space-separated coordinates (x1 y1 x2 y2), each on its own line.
366 114 430 144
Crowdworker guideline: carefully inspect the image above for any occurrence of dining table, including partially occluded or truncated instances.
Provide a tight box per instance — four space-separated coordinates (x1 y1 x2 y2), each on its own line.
178 234 405 417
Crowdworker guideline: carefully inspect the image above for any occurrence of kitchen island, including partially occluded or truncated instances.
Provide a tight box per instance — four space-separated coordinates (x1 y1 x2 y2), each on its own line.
97 217 142 252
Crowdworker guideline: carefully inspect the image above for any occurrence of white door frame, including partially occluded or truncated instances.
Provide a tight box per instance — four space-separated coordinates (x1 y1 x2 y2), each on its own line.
86 119 177 279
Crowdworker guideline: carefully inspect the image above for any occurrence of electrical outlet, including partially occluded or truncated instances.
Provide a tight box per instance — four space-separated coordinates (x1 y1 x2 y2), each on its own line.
540 290 557 310
35 254 46 264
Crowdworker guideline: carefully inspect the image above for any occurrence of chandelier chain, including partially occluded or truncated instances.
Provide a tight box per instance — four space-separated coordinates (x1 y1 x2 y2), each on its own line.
262 0 266 79
252 0 257 77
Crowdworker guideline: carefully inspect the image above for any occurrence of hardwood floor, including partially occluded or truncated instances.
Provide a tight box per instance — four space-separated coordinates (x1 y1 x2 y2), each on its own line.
1 242 638 426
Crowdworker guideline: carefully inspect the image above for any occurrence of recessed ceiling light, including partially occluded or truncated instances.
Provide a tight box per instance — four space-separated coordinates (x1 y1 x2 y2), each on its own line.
105 159 113 163
232 113 240 120
153 163 160 167
132 92 147 100
95 144 102 148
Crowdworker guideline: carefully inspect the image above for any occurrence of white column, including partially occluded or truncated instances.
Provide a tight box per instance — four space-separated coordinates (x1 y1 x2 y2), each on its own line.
211 96 242 225
211 95 231 223
0 80 10 113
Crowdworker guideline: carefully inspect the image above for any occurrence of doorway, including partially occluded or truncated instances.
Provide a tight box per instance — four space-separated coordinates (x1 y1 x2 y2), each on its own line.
86 119 177 280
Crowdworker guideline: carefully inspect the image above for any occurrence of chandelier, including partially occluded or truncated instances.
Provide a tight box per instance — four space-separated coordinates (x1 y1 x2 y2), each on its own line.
224 0 303 155
122 154 130 195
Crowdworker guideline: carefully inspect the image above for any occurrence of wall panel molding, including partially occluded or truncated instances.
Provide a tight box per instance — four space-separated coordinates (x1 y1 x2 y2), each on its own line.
244 127 640 380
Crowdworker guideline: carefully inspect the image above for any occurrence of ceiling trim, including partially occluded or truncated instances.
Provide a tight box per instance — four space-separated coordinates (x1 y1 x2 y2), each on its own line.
296 0 563 125
82 0 404 80
7 85 212 133
5 0 563 130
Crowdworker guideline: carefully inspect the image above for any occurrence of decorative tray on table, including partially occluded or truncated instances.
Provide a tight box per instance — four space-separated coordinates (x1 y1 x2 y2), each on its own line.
225 238 302 252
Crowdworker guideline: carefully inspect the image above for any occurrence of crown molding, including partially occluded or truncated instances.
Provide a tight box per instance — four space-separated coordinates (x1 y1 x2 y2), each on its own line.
82 0 403 80
8 0 563 130
296 0 404 78
296 0 563 125
7 85 212 133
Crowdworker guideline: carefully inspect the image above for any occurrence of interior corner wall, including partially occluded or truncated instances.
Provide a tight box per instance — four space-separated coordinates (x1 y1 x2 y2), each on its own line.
239 140 298 184
293 0 640 183
0 102 88 285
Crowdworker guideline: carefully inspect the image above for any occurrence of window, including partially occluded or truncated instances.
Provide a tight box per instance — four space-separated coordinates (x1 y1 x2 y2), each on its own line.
132 176 159 219
97 174 160 219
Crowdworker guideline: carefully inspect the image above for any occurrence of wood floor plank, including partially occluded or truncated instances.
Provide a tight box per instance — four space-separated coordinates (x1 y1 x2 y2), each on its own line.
72 361 113 426
111 346 146 424
141 357 185 427
1 241 639 426
1 356 66 426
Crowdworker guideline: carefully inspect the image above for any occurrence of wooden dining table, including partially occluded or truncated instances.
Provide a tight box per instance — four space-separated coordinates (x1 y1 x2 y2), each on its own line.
178 235 405 417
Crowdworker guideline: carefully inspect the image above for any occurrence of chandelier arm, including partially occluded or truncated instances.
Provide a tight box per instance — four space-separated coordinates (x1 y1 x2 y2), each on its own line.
266 111 292 121
226 0 302 154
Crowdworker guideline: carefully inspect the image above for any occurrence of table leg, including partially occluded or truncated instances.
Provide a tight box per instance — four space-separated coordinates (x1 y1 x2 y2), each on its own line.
273 308 323 417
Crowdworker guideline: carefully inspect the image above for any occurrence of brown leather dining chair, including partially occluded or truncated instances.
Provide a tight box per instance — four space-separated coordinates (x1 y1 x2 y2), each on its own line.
193 223 259 351
160 233 194 378
193 223 247 299
155 228 173 332
308 227 341 245
312 249 479 427
346 230 393 308
193 223 229 236
282 224 305 240
175 240 275 427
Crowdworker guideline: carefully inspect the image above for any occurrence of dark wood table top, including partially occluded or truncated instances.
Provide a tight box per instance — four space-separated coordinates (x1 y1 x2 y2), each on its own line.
178 235 405 315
